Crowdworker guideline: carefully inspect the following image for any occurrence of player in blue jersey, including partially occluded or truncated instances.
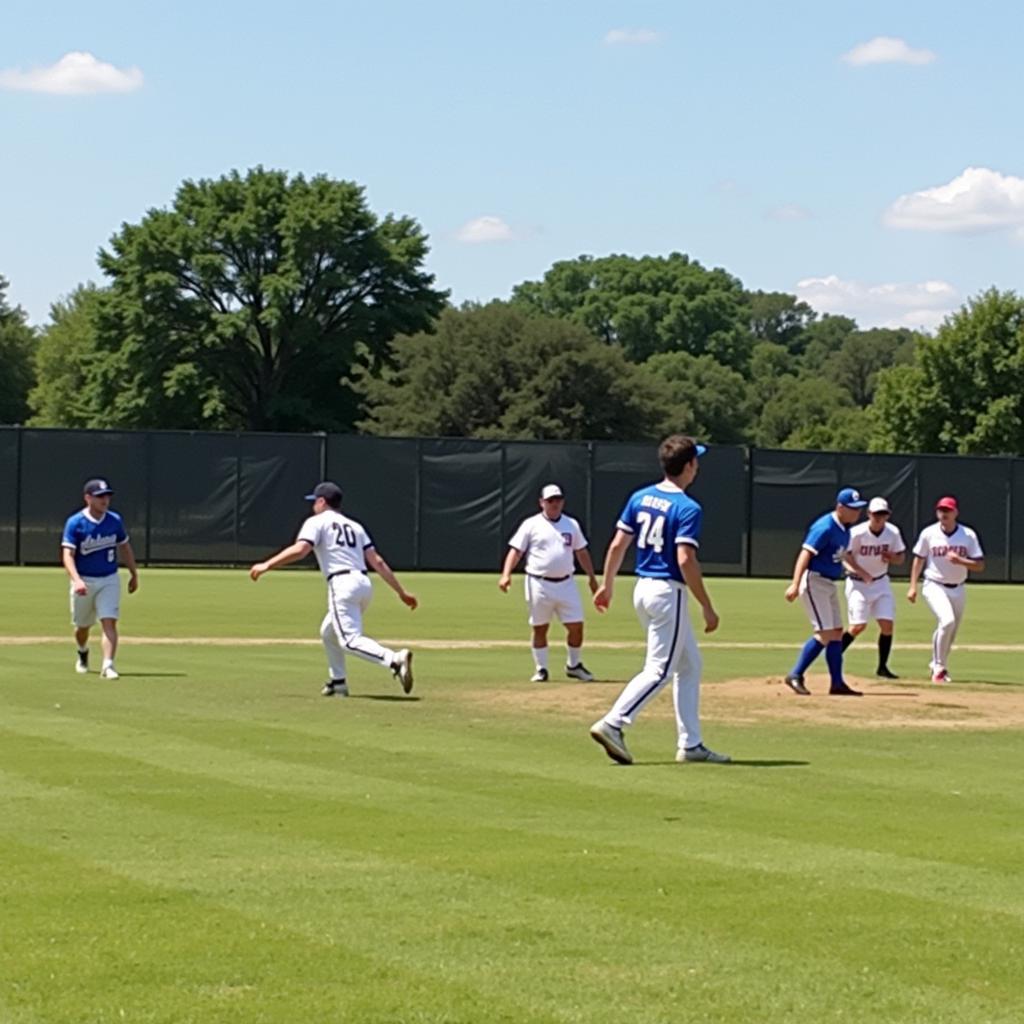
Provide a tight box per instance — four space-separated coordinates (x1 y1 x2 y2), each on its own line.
783 487 871 696
60 478 139 679
589 435 729 766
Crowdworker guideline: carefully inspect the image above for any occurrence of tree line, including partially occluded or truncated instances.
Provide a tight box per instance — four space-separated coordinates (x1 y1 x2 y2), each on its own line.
4 167 1023 455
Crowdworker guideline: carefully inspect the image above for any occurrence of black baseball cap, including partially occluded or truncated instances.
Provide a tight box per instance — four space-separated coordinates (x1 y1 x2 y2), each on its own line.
84 478 114 496
304 481 343 507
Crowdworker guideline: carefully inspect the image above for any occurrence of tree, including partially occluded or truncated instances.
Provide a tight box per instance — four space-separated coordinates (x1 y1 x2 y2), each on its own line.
870 289 1024 454
357 302 672 441
832 327 917 408
29 285 104 426
745 290 816 351
512 253 754 369
797 315 858 376
86 167 447 431
754 376 855 448
0 276 37 424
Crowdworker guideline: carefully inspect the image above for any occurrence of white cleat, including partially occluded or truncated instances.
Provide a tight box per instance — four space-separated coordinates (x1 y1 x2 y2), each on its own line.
677 743 731 764
74 655 89 675
322 680 349 697
100 666 120 680
565 663 595 682
392 649 414 694
589 719 633 765
530 668 550 683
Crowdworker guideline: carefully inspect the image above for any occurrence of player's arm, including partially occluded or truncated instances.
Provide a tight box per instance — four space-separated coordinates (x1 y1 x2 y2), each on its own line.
498 546 523 592
884 549 906 566
574 546 600 594
785 548 813 602
119 539 140 593
594 530 633 611
249 540 313 580
841 555 871 583
365 546 418 609
61 545 88 595
947 550 985 572
907 554 926 602
677 543 718 633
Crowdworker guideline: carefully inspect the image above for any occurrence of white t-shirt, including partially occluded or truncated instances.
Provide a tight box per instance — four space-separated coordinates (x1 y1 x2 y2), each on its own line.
848 521 906 579
297 510 374 577
912 522 984 585
508 512 587 578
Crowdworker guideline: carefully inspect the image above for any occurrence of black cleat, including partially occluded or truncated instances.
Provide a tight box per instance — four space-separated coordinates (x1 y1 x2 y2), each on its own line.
876 667 899 679
784 673 811 695
829 682 862 696
322 679 349 697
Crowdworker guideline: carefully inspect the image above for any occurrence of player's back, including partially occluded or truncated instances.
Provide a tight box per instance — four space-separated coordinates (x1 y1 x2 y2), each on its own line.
298 509 373 577
617 482 702 583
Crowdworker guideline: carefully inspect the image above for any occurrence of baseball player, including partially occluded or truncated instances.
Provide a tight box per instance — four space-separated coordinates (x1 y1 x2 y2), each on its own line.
249 481 416 697
498 484 599 682
840 496 906 678
783 487 871 696
60 478 139 679
908 496 985 683
588 435 729 766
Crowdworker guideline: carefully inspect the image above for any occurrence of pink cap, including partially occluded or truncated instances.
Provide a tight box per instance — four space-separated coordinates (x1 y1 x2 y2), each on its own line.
935 496 958 511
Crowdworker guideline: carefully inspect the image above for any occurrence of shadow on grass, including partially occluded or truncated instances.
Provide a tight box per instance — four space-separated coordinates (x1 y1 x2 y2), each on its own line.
118 672 187 678
629 759 810 769
350 694 422 702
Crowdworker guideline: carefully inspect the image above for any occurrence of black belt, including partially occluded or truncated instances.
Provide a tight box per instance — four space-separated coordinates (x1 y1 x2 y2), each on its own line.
935 581 962 589
527 573 571 583
847 573 889 581
328 570 366 579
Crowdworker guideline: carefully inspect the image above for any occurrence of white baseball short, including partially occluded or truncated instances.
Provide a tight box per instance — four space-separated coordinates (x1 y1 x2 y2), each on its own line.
845 576 895 625
798 571 842 632
524 575 584 626
70 573 121 627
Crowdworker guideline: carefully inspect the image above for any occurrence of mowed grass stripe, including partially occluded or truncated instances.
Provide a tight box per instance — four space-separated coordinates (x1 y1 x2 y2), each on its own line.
2 765 1021 1024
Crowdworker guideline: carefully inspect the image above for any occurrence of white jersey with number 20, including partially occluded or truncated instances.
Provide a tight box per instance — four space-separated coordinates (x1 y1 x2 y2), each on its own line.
297 510 374 577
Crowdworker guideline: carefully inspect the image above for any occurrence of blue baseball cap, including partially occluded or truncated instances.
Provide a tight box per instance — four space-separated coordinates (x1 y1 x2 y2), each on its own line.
304 481 343 506
84 478 114 496
836 487 867 509
696 444 707 457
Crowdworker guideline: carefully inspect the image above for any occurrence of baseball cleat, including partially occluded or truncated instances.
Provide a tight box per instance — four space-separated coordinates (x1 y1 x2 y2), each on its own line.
931 670 950 684
322 680 349 697
876 666 899 679
392 649 414 694
75 651 89 674
829 682 862 696
100 665 119 680
565 663 594 682
677 743 731 764
589 720 633 765
784 673 811 695
530 668 550 682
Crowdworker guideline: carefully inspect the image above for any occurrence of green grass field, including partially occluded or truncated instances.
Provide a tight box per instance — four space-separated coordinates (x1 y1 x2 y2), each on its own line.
2 568 1022 1023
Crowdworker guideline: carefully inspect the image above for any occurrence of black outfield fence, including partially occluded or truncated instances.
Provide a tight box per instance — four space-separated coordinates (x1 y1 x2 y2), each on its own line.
1 426 1020 580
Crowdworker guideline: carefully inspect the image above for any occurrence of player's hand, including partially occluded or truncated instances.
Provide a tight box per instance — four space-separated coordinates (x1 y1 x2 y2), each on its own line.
400 591 418 610
702 606 720 633
947 552 966 566
587 577 600 594
907 586 917 604
249 562 269 581
784 583 799 602
594 585 612 612
72 579 88 596
497 575 511 593
127 574 139 594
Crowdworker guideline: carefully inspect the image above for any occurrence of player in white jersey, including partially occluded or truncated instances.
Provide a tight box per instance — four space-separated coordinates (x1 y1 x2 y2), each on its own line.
907 495 985 683
840 496 906 679
249 482 417 697
499 484 600 682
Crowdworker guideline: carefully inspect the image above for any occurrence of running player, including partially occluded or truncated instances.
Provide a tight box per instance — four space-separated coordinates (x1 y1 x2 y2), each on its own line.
908 496 985 683
783 488 871 696
841 496 905 678
60 478 139 679
249 482 416 697
588 435 729 766
498 484 600 682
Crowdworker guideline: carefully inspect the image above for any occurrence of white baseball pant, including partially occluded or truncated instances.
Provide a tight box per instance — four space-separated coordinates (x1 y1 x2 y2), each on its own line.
922 579 966 674
524 575 584 625
845 576 895 625
601 577 703 751
799 572 842 632
70 574 121 627
320 573 397 680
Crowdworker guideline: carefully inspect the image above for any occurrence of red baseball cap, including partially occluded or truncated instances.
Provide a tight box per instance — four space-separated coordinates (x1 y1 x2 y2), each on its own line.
935 496 958 511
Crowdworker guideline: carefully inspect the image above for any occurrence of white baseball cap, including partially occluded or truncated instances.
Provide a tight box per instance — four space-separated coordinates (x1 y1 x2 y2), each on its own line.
540 484 564 500
868 496 891 514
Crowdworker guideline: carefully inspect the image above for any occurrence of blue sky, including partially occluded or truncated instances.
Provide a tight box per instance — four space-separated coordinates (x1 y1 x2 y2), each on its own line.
2 0 1022 330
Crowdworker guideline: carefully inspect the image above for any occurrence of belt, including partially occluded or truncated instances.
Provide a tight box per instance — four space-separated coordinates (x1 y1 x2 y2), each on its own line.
847 573 889 581
527 573 571 583
936 581 962 590
328 570 366 580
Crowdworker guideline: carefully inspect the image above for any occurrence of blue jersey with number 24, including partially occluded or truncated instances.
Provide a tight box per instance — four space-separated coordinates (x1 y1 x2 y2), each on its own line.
616 482 702 584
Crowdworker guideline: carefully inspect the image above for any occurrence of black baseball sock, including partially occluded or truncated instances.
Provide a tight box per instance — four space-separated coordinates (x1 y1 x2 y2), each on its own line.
877 634 893 670
841 631 856 652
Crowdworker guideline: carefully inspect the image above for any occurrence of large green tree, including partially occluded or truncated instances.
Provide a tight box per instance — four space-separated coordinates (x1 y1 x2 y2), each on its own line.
0 276 37 424
511 253 753 369
871 289 1024 454
357 302 672 441
83 167 446 431
744 290 816 351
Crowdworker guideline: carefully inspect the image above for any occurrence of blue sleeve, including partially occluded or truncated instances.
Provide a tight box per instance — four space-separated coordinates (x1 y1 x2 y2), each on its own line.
616 495 638 534
674 504 702 546
61 516 78 548
803 517 827 552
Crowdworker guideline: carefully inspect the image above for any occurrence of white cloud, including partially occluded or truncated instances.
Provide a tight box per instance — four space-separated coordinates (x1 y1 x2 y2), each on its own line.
0 51 143 95
766 203 812 222
795 274 957 330
455 215 516 244
841 36 936 66
883 166 1024 234
604 28 661 46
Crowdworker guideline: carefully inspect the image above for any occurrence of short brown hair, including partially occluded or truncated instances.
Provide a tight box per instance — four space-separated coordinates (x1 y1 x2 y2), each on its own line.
659 435 700 477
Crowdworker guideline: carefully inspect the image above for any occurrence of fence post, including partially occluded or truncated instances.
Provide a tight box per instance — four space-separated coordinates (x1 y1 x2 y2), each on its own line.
1005 457 1013 582
413 437 423 571
586 441 595 542
744 446 753 578
233 433 242 566
143 431 153 566
13 426 23 566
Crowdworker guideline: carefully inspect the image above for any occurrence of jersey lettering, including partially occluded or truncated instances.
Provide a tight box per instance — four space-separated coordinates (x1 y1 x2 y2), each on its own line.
331 522 358 547
636 511 666 553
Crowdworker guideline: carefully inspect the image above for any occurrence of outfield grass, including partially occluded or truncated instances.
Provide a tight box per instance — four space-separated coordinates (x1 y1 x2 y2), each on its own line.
1 569 1022 1023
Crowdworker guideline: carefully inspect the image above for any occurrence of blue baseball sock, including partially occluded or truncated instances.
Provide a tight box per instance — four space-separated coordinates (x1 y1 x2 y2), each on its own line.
825 640 844 686
791 637 824 677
